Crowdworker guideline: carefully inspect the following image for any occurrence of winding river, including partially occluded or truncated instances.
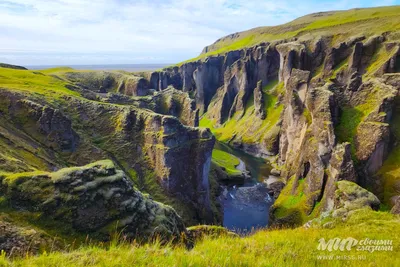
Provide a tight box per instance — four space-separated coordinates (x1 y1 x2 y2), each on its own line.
214 142 275 234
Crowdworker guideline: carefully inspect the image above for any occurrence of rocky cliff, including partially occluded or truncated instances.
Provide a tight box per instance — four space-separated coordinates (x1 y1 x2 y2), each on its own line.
0 66 215 232
142 29 400 225
0 160 185 241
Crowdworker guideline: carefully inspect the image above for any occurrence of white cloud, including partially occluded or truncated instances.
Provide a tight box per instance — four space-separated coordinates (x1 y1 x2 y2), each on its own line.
0 0 397 65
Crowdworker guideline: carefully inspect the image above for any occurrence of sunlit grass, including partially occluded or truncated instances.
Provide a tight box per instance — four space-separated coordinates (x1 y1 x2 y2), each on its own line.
1 209 399 266
176 6 400 65
211 149 242 176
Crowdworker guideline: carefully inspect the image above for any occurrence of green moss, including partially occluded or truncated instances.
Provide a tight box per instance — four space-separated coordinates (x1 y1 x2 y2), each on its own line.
2 171 49 188
50 160 115 182
272 177 311 225
329 59 348 79
262 79 278 92
303 108 312 125
211 149 241 176
378 97 400 206
365 43 396 75
201 80 283 146
335 87 384 145
335 107 364 143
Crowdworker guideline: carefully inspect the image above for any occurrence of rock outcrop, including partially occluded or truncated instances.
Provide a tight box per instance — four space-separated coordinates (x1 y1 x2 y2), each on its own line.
63 71 150 96
0 63 27 70
0 160 185 240
332 181 380 218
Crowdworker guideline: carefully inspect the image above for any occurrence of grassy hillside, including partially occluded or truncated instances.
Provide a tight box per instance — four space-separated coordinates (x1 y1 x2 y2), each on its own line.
179 6 400 65
1 209 399 266
200 80 283 149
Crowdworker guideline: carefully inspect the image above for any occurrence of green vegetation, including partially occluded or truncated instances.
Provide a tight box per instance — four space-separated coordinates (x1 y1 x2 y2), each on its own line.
177 6 400 65
200 79 283 146
335 107 364 143
1 209 399 266
272 177 311 225
211 149 241 176
330 60 348 79
366 43 397 75
0 67 80 99
378 97 400 206
335 87 386 144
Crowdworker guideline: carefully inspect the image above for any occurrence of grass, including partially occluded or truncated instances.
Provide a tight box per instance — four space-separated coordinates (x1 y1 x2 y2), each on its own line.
1 209 399 266
335 87 386 144
211 149 241 176
365 43 397 75
200 79 283 146
0 67 80 99
176 6 400 65
378 97 400 206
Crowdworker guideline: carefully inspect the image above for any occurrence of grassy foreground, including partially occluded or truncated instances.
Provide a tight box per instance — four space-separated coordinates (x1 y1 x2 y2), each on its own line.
1 209 399 267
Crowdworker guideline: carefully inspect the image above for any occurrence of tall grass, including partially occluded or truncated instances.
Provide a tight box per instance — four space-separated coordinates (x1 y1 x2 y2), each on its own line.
1 209 399 266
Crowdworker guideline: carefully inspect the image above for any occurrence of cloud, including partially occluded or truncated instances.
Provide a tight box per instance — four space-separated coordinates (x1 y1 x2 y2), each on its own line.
0 0 398 65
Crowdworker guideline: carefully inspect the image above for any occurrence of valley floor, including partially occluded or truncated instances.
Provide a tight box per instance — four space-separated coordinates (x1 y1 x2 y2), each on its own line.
1 209 399 267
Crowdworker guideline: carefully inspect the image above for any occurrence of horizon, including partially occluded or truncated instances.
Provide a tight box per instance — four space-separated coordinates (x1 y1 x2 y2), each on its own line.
24 62 172 72
1 1 400 66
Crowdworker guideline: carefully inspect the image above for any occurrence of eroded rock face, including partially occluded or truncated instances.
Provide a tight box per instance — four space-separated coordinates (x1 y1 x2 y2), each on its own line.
152 33 399 226
254 81 266 119
0 160 186 240
63 71 150 96
153 87 199 127
149 34 399 227
10 98 80 152
0 88 215 225
149 44 279 118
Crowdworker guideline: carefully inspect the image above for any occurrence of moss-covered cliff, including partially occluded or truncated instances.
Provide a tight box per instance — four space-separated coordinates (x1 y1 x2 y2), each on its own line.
142 6 400 227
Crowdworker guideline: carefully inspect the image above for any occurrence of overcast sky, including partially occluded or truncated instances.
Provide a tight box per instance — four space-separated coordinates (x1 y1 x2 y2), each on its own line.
0 0 399 66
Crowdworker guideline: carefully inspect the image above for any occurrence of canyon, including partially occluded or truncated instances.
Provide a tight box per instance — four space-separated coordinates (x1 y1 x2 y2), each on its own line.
1 6 400 264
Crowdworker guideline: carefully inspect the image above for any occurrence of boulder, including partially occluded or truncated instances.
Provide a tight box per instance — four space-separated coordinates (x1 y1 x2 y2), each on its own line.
333 181 380 217
0 160 186 240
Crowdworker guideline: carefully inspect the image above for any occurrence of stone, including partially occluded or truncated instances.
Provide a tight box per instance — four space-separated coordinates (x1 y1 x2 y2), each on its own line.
334 181 380 212
391 196 400 214
254 81 266 119
0 160 186 240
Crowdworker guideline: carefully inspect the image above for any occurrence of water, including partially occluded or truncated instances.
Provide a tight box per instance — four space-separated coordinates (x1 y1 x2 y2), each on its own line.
215 141 274 234
26 64 171 72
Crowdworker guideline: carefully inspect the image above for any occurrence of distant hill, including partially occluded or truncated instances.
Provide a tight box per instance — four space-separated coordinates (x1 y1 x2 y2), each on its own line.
0 63 27 70
180 5 400 64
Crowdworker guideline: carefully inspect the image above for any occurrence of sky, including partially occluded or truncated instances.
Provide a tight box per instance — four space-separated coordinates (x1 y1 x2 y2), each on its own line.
0 0 399 66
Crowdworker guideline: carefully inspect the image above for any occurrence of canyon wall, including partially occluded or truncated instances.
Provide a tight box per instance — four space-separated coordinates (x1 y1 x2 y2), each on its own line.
0 86 215 226
146 33 400 225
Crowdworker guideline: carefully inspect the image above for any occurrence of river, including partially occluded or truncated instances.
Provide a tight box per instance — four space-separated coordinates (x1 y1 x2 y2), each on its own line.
215 142 275 234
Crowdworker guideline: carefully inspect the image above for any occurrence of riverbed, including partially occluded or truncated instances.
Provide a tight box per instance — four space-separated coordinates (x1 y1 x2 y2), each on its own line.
215 142 275 234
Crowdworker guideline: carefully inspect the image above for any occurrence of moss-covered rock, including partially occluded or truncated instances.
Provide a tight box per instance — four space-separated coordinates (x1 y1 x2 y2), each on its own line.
0 160 186 241
333 181 380 217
